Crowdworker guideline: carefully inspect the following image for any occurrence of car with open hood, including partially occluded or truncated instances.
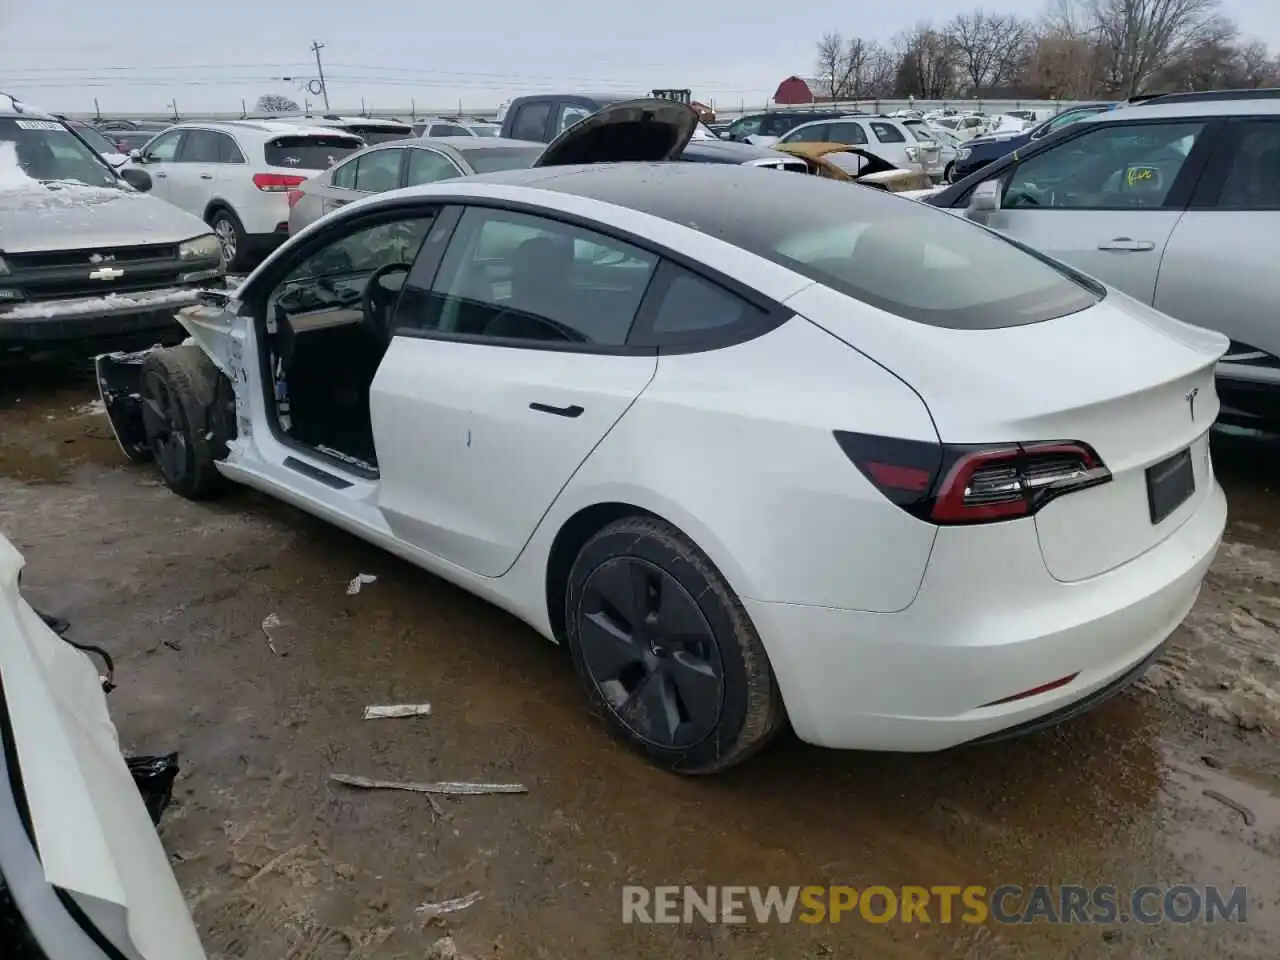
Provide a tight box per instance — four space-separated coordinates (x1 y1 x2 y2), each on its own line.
0 531 207 959
0 94 225 359
500 94 809 171
95 97 1225 775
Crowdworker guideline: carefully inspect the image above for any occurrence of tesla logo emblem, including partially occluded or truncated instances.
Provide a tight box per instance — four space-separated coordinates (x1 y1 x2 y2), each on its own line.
1185 387 1199 421
89 267 124 281
88 252 116 264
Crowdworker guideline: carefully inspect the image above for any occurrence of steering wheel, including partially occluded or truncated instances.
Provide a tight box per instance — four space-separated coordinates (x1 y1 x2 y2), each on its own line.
361 262 413 345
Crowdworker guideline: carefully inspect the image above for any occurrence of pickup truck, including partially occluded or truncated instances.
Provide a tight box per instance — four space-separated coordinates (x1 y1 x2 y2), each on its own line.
1 95 225 360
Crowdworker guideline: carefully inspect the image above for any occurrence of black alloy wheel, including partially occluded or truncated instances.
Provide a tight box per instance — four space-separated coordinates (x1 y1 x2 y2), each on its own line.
565 516 785 773
577 556 726 749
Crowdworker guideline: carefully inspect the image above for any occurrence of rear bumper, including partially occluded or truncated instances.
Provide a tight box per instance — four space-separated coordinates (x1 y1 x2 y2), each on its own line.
0 286 205 347
746 479 1226 751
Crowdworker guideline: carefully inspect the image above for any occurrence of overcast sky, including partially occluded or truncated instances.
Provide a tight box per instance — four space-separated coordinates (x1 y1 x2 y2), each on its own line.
1 0 1276 114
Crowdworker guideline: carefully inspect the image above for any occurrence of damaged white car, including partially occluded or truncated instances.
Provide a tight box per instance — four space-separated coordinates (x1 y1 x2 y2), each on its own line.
0 533 207 959
98 100 1226 774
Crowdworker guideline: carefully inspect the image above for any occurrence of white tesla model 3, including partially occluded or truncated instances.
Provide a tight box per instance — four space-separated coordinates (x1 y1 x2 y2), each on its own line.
98 101 1228 773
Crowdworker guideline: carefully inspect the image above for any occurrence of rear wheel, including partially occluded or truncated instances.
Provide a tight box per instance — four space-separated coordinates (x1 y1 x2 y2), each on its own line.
564 516 785 773
139 347 229 500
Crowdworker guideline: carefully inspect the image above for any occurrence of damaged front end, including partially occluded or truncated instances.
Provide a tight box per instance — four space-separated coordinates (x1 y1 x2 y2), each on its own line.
96 290 239 467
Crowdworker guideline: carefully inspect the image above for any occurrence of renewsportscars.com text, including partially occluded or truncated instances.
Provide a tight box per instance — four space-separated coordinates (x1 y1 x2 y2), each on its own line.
621 884 1248 925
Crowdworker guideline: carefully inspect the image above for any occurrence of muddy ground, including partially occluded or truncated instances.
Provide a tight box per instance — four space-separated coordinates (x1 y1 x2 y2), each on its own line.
2 366 1279 960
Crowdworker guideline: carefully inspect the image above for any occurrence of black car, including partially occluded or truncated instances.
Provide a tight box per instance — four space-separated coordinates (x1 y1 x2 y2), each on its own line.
500 94 809 170
950 103 1117 181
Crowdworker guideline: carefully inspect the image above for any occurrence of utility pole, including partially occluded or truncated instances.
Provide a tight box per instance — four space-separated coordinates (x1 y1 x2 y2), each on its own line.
411 97 416 121
310 40 330 112
169 98 179 121
93 97 101 120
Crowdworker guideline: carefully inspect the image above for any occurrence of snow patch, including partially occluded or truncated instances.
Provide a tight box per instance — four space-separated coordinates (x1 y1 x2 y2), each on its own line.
0 141 35 191
4 288 199 320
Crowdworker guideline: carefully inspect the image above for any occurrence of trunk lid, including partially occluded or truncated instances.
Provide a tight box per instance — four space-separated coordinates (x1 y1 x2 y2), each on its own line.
788 284 1227 581
534 98 697 167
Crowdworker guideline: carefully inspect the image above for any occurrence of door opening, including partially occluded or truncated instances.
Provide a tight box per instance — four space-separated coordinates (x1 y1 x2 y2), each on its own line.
261 215 436 473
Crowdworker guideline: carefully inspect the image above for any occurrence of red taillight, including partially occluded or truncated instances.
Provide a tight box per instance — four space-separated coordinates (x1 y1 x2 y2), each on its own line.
253 173 306 192
286 188 304 208
834 432 1111 526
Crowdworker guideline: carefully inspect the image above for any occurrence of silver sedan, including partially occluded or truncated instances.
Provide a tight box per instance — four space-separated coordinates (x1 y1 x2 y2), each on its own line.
288 136 544 232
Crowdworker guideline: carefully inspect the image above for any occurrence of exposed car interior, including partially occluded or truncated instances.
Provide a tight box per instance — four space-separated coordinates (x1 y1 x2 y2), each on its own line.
262 215 436 470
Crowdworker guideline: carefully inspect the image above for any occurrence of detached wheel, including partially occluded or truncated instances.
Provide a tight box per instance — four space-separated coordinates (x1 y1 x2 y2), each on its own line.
139 347 227 500
564 516 785 774
208 207 250 272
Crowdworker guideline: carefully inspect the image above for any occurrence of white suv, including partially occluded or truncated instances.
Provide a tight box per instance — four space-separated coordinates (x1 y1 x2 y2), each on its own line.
124 120 364 269
775 116 941 177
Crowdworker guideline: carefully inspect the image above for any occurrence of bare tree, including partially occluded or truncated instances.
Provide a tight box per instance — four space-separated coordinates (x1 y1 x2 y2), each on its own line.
893 23 958 99
815 32 847 99
948 10 1034 94
255 93 300 114
814 31 882 99
1089 0 1222 96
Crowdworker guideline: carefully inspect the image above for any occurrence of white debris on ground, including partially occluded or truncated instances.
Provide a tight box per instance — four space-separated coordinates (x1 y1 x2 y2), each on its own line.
1143 539 1280 732
346 573 377 595
329 774 527 796
416 891 483 918
74 399 106 417
363 703 431 720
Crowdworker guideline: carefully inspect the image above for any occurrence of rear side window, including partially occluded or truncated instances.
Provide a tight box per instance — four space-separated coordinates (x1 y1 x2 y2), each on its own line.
1214 120 1280 210
510 102 552 142
826 121 868 145
631 263 767 346
331 156 358 189
781 123 829 144
265 135 361 170
428 124 469 137
178 130 221 163
870 122 905 143
353 149 404 192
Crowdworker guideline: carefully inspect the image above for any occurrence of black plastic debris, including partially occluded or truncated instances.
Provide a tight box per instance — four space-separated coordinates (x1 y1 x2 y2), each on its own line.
127 754 180 825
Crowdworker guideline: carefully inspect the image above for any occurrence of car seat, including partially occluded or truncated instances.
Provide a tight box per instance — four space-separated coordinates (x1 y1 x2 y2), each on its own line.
483 235 578 340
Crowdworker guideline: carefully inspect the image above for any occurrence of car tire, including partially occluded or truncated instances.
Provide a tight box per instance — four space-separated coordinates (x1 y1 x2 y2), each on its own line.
207 206 250 273
139 347 228 500
943 161 955 183
564 515 785 773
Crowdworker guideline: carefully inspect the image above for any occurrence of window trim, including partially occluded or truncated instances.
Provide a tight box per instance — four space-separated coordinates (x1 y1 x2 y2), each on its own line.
388 198 792 356
1188 116 1280 211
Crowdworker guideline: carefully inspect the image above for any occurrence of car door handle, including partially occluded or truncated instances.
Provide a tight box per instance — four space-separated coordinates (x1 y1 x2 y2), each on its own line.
200 173 213 180
154 171 167 178
529 402 583 418
1097 237 1155 252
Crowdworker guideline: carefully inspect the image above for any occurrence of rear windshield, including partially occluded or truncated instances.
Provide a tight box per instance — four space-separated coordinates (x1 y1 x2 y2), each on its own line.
905 124 935 142
265 135 362 170
344 124 412 144
461 146 543 173
583 167 1100 329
